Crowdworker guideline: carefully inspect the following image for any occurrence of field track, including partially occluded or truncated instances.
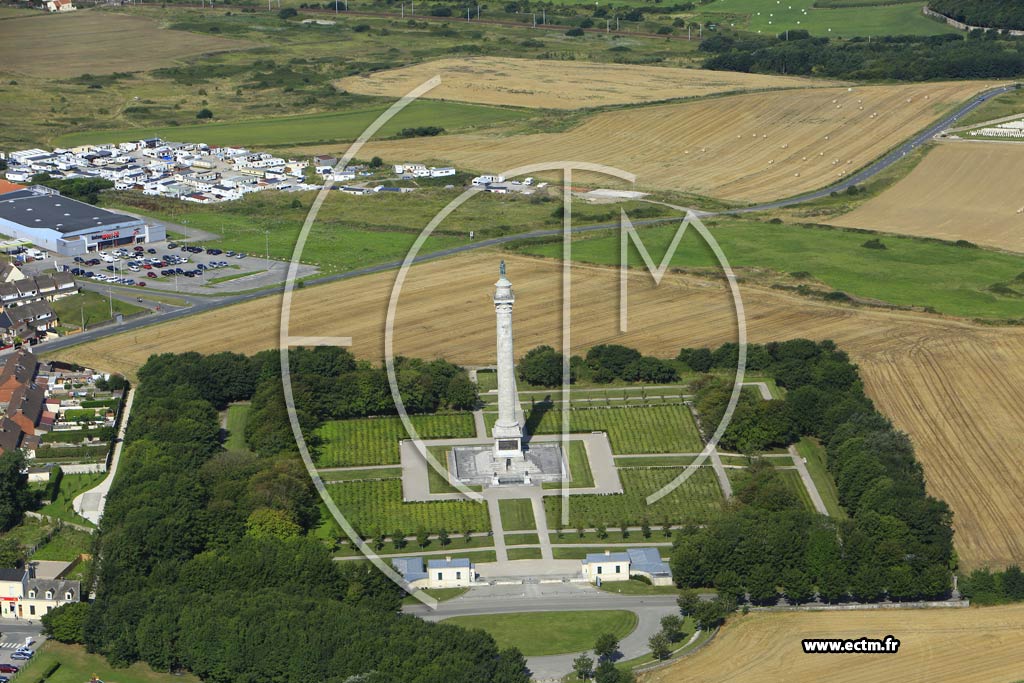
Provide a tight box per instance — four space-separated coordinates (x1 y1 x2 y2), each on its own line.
828 140 1024 253
0 11 251 78
338 57 836 110
641 604 1024 683
60 253 1024 570
349 81 997 203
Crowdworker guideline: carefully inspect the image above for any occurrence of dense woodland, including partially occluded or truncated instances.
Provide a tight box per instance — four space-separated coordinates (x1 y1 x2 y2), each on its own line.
671 340 955 604
701 31 1024 80
929 0 1024 30
52 349 527 683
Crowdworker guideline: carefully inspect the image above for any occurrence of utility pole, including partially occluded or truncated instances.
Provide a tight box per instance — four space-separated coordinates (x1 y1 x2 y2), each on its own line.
265 230 270 266
542 8 545 24
108 287 113 320
401 2 404 17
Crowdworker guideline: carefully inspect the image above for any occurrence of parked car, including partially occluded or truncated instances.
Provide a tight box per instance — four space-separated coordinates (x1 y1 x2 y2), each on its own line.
134 246 145 252
147 272 157 279
136 281 146 287
235 252 246 259
0 664 20 673
10 652 30 661
105 265 115 272
0 674 11 682
167 242 178 249
147 248 157 254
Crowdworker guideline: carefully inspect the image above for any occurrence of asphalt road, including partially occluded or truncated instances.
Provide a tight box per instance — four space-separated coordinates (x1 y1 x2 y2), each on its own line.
14 83 1014 360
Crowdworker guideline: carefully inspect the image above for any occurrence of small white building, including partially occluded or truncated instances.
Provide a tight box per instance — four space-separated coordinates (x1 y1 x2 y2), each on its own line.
581 550 630 583
472 174 505 186
430 167 456 178
392 556 475 589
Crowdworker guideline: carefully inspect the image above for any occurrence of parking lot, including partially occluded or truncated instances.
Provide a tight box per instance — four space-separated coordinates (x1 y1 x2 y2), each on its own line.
0 622 42 680
47 240 318 295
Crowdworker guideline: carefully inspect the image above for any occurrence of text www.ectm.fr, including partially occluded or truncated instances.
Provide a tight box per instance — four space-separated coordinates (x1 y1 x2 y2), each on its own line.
802 636 901 654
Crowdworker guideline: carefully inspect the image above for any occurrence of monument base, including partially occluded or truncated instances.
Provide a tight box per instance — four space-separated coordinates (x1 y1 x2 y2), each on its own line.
451 443 565 487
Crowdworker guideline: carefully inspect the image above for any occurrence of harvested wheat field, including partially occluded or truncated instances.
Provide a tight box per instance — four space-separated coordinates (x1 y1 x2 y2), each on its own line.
337 57 835 110
828 141 1024 253
62 253 1024 569
642 605 1024 683
0 11 250 78
350 81 997 203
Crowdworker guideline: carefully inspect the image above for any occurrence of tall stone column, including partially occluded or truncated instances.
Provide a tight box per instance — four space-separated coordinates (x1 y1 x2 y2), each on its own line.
493 261 524 458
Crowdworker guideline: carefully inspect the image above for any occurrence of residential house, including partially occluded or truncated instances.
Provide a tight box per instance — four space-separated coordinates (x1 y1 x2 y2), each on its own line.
0 349 38 404
0 417 24 455
7 383 48 436
0 567 81 619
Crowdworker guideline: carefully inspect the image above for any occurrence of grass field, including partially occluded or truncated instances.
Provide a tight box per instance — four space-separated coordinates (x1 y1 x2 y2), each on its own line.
60 252 1024 569
827 141 1024 254
52 290 147 329
488 405 703 455
325 479 490 536
315 413 475 467
546 467 724 527
499 499 536 531
641 605 1024 683
696 0 955 38
339 56 836 110
39 472 106 528
31 526 93 562
12 642 200 683
950 87 1024 128
359 81 993 203
0 11 250 78
524 218 1024 319
444 610 638 656
54 99 532 149
224 403 251 453
506 547 543 560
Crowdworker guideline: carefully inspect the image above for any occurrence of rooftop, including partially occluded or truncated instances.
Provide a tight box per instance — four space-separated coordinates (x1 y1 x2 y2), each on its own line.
0 187 142 234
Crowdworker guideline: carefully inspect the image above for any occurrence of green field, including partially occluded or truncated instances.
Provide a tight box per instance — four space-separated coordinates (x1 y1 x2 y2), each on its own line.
315 413 475 467
52 290 147 329
506 547 543 560
955 88 1024 128
54 100 532 148
224 403 251 453
31 526 93 561
326 479 490 536
614 456 699 468
444 610 638 656
487 404 703 455
11 642 200 683
545 466 724 527
522 219 1024 319
499 498 537 531
505 533 541 545
698 0 954 38
795 436 845 518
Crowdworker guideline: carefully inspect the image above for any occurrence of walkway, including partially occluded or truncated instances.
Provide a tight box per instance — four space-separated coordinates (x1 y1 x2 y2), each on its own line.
788 445 830 516
72 387 135 526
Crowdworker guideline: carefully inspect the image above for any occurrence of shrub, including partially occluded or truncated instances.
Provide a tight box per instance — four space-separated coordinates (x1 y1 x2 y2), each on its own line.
196 108 214 119
353 23 371 32
861 238 886 250
278 7 298 18
565 27 585 36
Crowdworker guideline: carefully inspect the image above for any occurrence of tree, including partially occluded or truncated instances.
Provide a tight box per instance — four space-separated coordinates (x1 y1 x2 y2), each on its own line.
517 345 566 387
782 567 814 604
676 589 700 617
493 648 530 683
0 537 23 568
245 508 302 541
641 520 651 539
1003 565 1024 600
278 6 298 18
713 569 743 603
438 528 450 547
196 108 214 119
573 653 595 680
416 528 430 548
594 632 620 661
659 615 683 642
746 564 779 605
392 529 407 550
648 631 671 660
678 347 713 372
0 451 29 532
42 602 90 643
370 156 383 168
692 597 734 630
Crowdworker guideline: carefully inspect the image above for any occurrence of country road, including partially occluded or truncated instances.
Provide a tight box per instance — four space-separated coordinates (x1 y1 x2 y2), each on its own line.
11 83 1013 361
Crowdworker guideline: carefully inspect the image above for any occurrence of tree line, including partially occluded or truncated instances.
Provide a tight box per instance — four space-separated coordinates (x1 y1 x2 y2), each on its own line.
43 350 528 683
929 0 1024 30
701 30 1024 80
671 340 956 605
136 349 478 457
517 344 679 388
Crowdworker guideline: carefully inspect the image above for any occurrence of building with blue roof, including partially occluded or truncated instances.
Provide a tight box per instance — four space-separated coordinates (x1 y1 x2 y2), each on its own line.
392 556 475 589
580 548 674 586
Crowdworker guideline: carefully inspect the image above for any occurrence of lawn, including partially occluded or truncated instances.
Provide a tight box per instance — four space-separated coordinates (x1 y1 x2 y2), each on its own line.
223 402 251 453
523 219 1024 320
54 100 532 149
697 0 954 38
320 467 402 482
11 641 200 683
31 526 93 561
504 533 540 545
315 413 475 467
614 456 699 468
52 290 147 329
488 404 703 455
499 498 537 531
326 479 490 536
444 610 638 656
955 88 1024 128
597 578 682 596
545 466 724 528
507 547 543 560
794 436 845 518
38 472 107 528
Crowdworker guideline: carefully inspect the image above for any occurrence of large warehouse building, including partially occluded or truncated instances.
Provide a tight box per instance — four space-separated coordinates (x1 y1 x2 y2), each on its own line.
0 185 165 256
